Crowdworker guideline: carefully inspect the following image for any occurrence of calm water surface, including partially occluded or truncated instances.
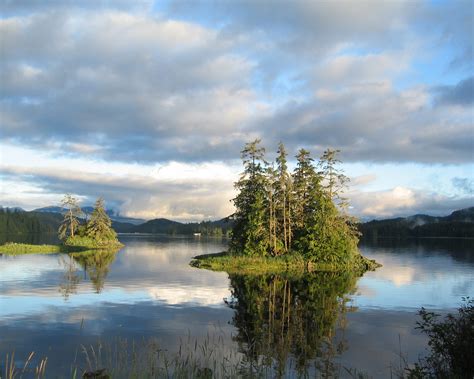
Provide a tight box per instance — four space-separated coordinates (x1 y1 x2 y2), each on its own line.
0 235 472 377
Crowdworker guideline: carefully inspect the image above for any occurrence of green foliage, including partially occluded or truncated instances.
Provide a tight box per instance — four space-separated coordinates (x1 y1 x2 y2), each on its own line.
62 198 121 248
274 142 292 254
406 298 474 378
86 198 118 242
230 141 361 266
231 139 270 256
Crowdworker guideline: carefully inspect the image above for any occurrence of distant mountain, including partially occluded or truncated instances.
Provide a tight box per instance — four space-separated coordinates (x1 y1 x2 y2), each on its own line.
0 205 233 237
33 206 145 225
3 205 471 239
115 217 233 236
359 207 474 239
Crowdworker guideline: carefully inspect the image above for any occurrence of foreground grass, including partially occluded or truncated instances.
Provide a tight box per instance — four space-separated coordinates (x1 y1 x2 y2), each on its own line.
2 336 260 379
4 301 470 378
190 251 381 275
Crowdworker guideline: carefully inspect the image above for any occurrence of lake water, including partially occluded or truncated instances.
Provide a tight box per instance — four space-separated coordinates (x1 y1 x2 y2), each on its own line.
0 235 472 377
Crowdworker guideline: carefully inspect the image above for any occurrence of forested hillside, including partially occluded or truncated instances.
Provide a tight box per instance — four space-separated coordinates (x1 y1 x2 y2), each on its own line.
0 209 62 234
359 207 474 239
2 206 472 239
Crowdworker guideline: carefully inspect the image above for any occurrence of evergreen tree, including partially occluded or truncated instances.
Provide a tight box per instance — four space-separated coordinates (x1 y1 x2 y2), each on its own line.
266 163 279 255
230 140 360 264
275 142 292 253
231 139 269 256
291 148 359 264
292 149 319 233
318 149 360 249
318 149 348 204
58 194 83 240
86 198 117 242
291 150 325 258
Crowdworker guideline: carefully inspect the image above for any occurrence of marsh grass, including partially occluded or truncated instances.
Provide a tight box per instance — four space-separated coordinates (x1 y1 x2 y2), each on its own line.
64 236 124 249
0 242 74 255
3 351 48 379
2 335 380 378
2 334 286 379
190 251 381 276
0 242 123 255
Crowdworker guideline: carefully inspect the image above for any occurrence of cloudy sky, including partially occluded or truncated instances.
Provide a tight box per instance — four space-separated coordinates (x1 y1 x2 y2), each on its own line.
0 0 472 221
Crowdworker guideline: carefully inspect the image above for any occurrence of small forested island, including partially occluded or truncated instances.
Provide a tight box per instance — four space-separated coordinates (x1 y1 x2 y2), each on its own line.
0 196 122 254
192 140 380 274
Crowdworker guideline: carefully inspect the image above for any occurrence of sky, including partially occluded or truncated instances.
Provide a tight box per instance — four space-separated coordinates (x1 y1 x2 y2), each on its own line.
0 0 472 221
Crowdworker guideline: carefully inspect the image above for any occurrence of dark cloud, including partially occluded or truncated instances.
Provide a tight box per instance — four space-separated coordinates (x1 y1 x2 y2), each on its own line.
433 76 474 106
0 1 472 166
251 84 473 164
166 0 417 54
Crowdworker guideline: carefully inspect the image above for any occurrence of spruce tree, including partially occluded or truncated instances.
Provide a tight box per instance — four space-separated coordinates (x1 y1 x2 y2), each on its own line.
292 149 318 232
275 142 292 253
231 139 269 256
266 163 279 255
58 194 83 240
86 198 117 242
318 149 348 204
318 149 360 257
230 140 360 264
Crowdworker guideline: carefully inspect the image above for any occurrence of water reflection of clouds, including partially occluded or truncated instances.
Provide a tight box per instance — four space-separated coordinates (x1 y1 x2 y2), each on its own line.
0 237 232 317
1 237 471 378
0 284 231 318
353 245 474 310
0 254 62 282
148 285 230 306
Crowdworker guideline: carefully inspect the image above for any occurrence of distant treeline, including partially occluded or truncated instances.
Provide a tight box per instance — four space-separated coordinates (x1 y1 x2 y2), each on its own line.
0 208 232 237
114 217 233 236
2 207 473 239
0 208 61 235
359 207 474 239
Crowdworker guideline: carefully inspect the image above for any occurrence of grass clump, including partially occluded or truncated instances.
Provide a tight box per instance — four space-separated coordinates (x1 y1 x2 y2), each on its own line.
0 238 123 256
0 242 88 255
190 251 381 276
64 235 123 249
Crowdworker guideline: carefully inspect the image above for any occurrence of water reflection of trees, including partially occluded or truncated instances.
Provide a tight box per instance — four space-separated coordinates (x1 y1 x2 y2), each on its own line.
227 272 358 377
59 250 119 296
59 255 81 300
